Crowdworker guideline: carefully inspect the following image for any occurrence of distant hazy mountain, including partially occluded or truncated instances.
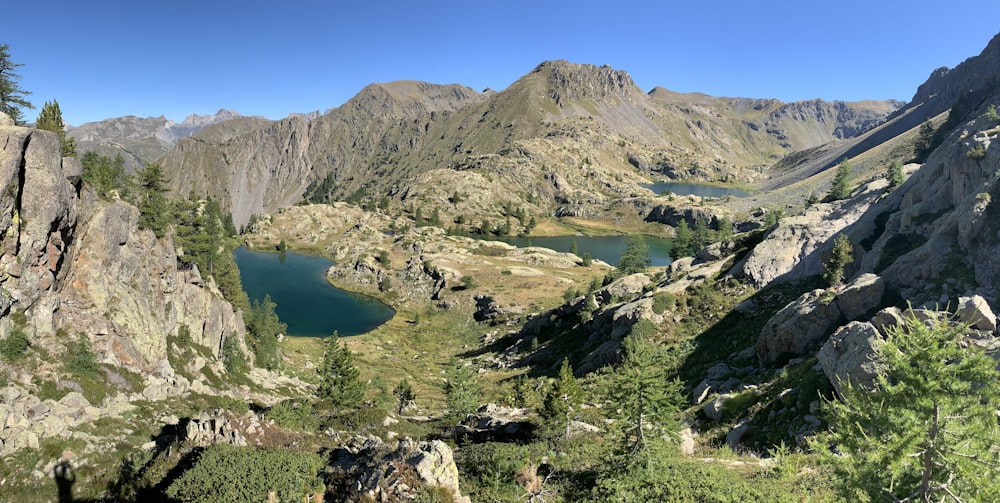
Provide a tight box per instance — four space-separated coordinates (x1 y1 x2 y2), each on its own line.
68 109 245 172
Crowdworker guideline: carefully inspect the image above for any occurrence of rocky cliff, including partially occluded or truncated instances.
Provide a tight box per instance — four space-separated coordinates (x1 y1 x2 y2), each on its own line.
1 116 246 378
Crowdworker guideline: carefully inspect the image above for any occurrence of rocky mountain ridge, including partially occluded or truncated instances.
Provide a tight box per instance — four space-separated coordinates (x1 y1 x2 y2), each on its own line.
67 108 245 173
68 60 899 228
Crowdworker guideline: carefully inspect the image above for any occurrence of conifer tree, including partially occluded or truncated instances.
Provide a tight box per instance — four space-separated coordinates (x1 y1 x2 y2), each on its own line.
616 236 650 276
671 220 692 260
820 312 1000 502
35 100 76 157
134 162 171 238
541 358 584 436
245 295 284 370
392 379 415 414
609 319 684 472
826 160 853 201
887 159 904 190
914 119 936 160
80 151 127 198
823 234 853 287
0 44 33 125
318 335 363 408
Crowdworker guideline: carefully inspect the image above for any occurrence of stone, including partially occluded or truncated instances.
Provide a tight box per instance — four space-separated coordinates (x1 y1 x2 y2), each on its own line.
817 321 884 396
0 111 13 126
691 381 712 405
835 274 884 321
757 289 843 364
726 420 751 450
679 425 696 456
702 393 733 421
58 392 91 410
870 306 905 336
956 295 997 333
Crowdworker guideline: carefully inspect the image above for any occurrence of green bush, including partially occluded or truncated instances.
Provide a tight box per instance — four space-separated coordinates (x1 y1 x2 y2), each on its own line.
967 144 987 160
66 333 99 376
165 445 323 502
266 399 319 431
0 327 29 360
651 292 678 314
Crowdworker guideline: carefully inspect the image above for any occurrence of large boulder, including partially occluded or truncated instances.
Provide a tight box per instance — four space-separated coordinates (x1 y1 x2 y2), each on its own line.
955 295 997 333
817 321 884 396
835 274 885 321
757 289 843 364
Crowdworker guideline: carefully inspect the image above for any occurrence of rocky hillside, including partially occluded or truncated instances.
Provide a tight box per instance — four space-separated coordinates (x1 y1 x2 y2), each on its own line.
147 60 898 228
0 115 277 458
67 109 244 173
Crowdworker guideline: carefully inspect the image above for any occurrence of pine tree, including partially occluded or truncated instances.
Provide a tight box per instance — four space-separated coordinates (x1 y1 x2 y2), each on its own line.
826 160 853 201
717 215 733 242
134 162 171 238
392 379 415 414
887 160 904 190
823 234 853 287
541 358 584 436
0 44 33 125
616 236 650 276
692 217 711 251
820 312 1000 502
35 100 76 157
318 335 364 408
444 357 481 418
80 151 127 198
609 319 684 472
914 119 936 160
245 295 285 370
671 220 692 260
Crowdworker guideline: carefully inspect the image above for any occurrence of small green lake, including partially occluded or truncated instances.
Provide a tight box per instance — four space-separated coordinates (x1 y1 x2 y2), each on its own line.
233 247 394 337
491 235 673 267
643 181 749 198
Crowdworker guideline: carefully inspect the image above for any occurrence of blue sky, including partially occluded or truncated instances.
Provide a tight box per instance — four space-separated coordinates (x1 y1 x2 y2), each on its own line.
6 1 1000 126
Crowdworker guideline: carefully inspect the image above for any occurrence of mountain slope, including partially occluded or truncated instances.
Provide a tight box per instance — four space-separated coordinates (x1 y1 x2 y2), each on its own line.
68 109 245 172
153 60 898 228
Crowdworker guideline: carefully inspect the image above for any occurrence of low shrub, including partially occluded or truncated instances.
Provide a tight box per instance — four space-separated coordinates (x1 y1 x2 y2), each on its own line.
165 445 323 502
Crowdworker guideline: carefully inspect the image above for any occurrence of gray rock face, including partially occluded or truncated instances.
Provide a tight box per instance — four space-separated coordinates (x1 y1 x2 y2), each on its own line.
0 127 79 317
757 274 887 365
817 321 884 396
757 289 843 365
733 186 880 289
57 201 247 366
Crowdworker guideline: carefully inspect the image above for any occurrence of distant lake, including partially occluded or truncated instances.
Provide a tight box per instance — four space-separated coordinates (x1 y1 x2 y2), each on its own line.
643 181 749 198
233 247 394 337
491 235 673 267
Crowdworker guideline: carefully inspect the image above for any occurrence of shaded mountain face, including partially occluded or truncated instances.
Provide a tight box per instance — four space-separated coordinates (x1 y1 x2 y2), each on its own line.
68 109 244 173
146 60 898 228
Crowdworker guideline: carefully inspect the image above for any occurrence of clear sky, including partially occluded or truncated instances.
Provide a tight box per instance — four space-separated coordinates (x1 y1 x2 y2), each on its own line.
5 1 1000 126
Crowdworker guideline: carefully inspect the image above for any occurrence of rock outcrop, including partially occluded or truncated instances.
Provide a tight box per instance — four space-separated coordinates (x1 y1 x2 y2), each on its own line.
57 200 246 366
328 435 470 503
757 274 885 365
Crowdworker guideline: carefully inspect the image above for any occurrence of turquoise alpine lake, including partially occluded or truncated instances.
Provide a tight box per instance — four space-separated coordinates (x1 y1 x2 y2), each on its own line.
490 235 672 267
233 247 394 337
643 181 749 198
